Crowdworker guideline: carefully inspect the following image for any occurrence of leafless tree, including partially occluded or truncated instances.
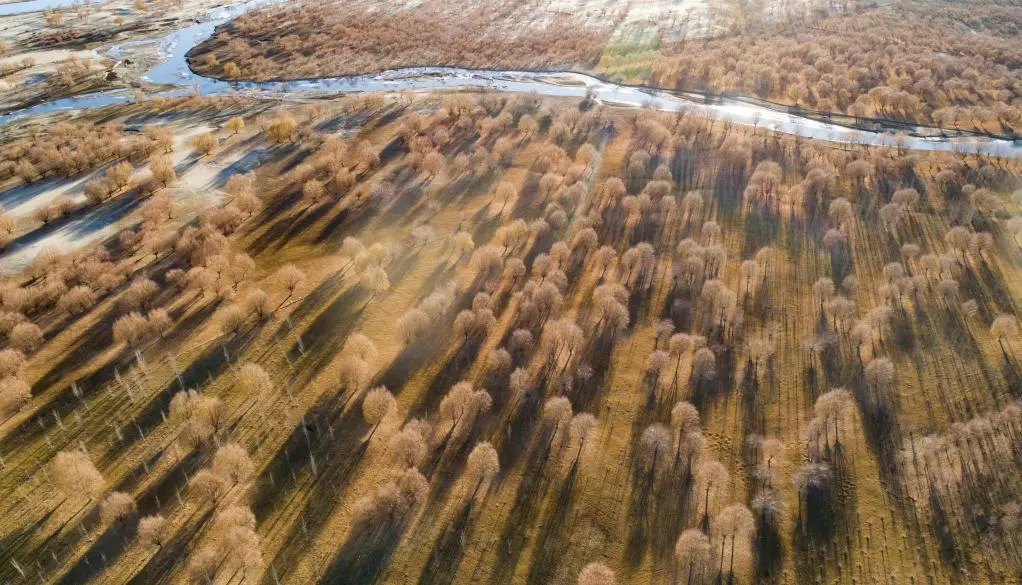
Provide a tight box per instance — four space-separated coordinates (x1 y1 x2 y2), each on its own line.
170 390 227 448
577 562 615 585
864 356 896 412
646 349 671 395
388 420 429 469
565 412 597 466
149 154 176 187
465 441 500 497
676 529 711 585
439 381 492 444
225 116 245 135
137 515 170 549
362 386 397 441
812 277 835 313
793 462 833 530
212 443 254 486
639 423 672 479
187 546 219 584
696 460 729 524
275 263 306 307
100 491 136 525
57 285 97 316
8 322 43 353
812 388 854 450
339 333 378 392
691 348 716 383
543 396 573 449
52 450 104 502
0 376 30 419
350 467 429 534
712 503 754 583
991 314 1019 355
238 362 272 397
189 469 231 507
266 113 297 144
0 348 25 378
190 132 218 156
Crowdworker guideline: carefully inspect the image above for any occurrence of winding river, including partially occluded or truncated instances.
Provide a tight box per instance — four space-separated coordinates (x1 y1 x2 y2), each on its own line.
2 0 1022 157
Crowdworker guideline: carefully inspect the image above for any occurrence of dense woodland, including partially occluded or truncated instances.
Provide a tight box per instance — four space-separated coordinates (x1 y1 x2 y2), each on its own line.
188 0 1022 137
188 0 617 80
0 88 1021 585
649 0 1022 135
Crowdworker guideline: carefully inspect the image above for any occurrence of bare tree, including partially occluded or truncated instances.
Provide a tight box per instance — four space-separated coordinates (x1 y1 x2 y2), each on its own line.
0 376 31 419
543 396 573 451
149 154 176 187
210 504 262 576
696 460 730 525
465 441 500 497
225 116 245 135
273 263 304 308
137 515 170 549
52 450 104 502
793 462 833 531
189 469 231 507
812 388 854 450
671 400 701 452
577 562 615 585
397 308 430 344
361 265 391 302
238 362 272 396
691 348 716 384
439 381 492 444
266 113 297 144
646 349 671 396
564 412 597 467
190 132 218 156
362 386 397 441
8 322 43 353
387 420 429 469
187 546 219 584
211 443 254 486
0 348 25 378
675 529 711 585
57 285 98 316
639 423 672 479
712 503 754 583
99 491 137 525
991 314 1019 355
350 467 429 534
339 333 378 392
863 357 896 412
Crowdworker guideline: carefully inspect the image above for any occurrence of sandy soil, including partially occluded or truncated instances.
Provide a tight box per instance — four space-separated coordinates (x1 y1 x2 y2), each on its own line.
0 122 244 275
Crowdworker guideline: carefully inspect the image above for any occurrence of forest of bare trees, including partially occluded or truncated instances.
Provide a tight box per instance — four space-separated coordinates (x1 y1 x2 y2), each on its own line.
189 0 618 80
0 78 1020 585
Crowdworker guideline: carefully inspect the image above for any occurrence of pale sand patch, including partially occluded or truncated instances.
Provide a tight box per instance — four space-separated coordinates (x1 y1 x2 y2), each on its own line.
0 123 255 275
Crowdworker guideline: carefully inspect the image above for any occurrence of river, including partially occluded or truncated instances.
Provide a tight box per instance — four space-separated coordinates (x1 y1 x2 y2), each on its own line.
1 0 1021 158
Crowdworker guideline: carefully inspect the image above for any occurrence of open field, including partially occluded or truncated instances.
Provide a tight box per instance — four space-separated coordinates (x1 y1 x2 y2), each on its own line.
0 87 1020 585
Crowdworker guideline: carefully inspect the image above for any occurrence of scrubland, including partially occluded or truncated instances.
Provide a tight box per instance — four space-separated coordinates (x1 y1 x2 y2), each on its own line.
0 88 1020 585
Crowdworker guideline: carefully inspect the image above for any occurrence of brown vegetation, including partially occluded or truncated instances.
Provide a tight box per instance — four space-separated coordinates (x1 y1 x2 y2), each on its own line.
189 0 615 80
